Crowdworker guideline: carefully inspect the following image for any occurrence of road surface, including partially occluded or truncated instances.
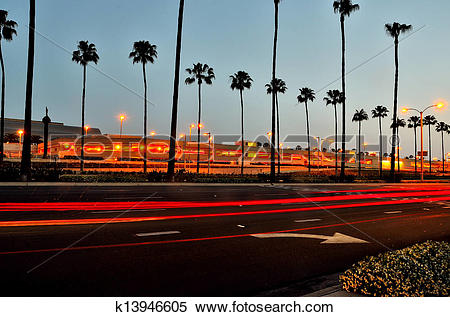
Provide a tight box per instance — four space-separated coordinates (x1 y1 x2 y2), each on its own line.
0 183 448 296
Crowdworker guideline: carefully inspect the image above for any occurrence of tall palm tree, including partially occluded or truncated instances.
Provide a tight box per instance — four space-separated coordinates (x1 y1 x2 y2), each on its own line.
391 118 406 172
185 63 215 174
167 0 185 180
297 87 316 173
230 71 253 175
0 10 17 164
72 41 99 172
129 40 158 173
333 0 359 180
352 109 369 176
371 105 389 178
407 115 420 175
324 90 343 177
423 115 437 174
435 122 448 174
385 22 412 178
266 78 287 175
20 0 36 180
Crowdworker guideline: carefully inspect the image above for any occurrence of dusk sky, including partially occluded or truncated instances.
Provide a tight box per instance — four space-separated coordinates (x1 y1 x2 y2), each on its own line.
3 0 450 156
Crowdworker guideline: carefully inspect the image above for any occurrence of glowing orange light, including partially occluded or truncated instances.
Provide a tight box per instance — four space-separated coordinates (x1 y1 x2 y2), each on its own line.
267 132 273 137
84 125 90 132
190 124 195 128
150 131 156 136
115 145 121 150
401 107 409 113
119 114 126 121
198 124 204 129
436 103 444 109
17 130 24 136
179 134 185 138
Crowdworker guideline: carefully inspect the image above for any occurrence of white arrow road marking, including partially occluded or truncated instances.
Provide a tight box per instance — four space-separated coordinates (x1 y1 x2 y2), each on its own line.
384 211 403 214
294 218 322 223
251 232 369 244
136 231 180 237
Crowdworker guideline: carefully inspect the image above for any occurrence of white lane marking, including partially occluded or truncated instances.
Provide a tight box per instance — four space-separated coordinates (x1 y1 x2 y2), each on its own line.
294 218 322 223
384 211 403 214
91 208 166 214
135 231 180 237
424 208 431 211
237 225 246 228
252 232 369 244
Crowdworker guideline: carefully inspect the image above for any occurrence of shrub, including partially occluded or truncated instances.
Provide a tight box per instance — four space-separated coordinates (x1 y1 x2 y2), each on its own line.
340 241 450 297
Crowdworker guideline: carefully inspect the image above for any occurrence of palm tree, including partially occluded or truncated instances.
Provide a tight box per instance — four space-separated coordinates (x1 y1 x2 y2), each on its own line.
230 71 253 175
297 87 316 173
407 115 420 175
129 40 158 173
371 105 389 178
352 109 369 176
333 0 359 180
167 0 185 180
385 22 412 178
20 0 36 180
390 118 406 172
72 41 99 172
324 90 343 177
266 78 287 175
0 10 17 164
185 63 215 174
435 122 448 174
423 115 437 173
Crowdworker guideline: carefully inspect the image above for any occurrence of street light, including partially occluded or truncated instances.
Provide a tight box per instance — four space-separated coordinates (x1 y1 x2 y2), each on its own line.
401 103 445 181
119 114 126 138
150 131 156 139
203 132 212 175
17 130 24 158
84 125 90 134
189 124 196 142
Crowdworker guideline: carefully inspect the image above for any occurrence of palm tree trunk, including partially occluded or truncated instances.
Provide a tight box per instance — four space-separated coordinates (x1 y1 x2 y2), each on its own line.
276 93 280 175
429 125 432 174
197 83 202 174
0 41 5 164
358 122 361 177
20 0 35 180
442 131 445 174
379 117 382 178
334 105 338 177
240 89 245 176
270 2 279 183
390 37 399 179
414 127 417 176
142 63 148 173
80 65 86 172
339 15 346 180
167 0 185 180
305 101 310 173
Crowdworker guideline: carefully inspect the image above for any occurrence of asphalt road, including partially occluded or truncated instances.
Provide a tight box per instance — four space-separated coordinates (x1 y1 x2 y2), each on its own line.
0 183 448 296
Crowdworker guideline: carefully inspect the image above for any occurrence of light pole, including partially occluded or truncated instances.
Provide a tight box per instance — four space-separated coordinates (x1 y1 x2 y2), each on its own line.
180 134 187 170
203 132 212 175
119 114 126 138
189 124 195 142
402 103 444 181
18 130 24 158
150 131 156 140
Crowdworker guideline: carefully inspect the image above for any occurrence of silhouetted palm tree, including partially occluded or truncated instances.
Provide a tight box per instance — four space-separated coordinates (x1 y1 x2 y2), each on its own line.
423 115 437 173
324 90 343 177
435 122 448 174
129 40 158 173
72 41 99 172
266 78 287 175
391 118 406 172
352 109 369 176
407 116 420 175
371 105 389 177
167 0 185 180
20 0 36 180
385 22 412 178
230 71 253 175
185 63 215 173
333 0 359 180
297 87 316 173
0 10 17 164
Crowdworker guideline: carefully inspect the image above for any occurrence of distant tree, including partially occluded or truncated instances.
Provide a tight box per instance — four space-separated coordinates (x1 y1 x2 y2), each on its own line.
297 87 316 173
423 115 437 173
352 108 369 176
385 22 412 178
391 118 406 172
30 135 42 145
333 0 360 179
230 71 253 175
435 122 449 173
129 40 157 173
324 89 344 176
72 40 99 172
0 10 17 162
185 63 215 173
4 133 18 143
371 105 389 177
407 115 421 175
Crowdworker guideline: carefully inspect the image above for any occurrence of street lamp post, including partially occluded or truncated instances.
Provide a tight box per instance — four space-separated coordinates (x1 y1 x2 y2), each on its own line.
18 130 24 158
402 103 444 182
119 115 126 138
